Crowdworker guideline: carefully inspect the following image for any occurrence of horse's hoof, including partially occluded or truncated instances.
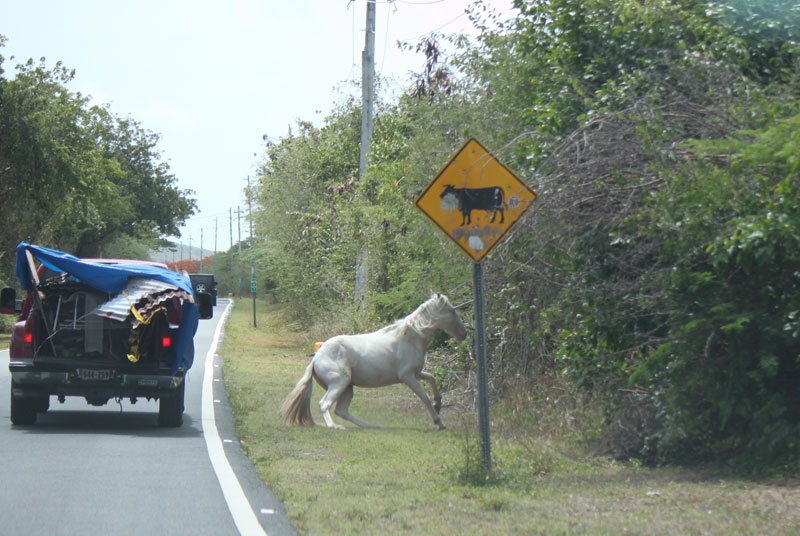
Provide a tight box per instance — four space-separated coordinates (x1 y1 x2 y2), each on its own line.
329 424 346 430
437 423 447 431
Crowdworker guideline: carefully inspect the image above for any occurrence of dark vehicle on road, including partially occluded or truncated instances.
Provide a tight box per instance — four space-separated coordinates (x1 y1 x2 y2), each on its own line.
1 242 214 427
189 273 218 306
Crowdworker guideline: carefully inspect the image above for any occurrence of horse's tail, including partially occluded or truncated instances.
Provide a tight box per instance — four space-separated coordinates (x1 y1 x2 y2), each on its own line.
279 359 316 426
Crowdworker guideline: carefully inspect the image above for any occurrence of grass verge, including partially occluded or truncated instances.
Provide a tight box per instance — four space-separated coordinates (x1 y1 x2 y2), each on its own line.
0 314 13 348
220 298 800 535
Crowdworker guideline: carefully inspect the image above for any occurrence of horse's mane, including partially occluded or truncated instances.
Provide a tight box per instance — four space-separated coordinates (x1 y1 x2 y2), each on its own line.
383 293 451 337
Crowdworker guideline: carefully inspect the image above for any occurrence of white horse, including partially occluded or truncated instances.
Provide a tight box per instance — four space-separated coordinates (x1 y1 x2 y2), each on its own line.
280 293 467 430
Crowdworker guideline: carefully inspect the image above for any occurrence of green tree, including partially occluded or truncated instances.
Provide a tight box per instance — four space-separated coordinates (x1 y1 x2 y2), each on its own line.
75 111 196 257
0 55 101 255
446 0 800 465
252 89 475 324
249 0 800 469
253 108 361 316
0 42 196 272
634 112 800 466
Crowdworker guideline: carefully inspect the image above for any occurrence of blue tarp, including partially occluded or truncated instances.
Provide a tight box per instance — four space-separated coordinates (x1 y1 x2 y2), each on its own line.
15 241 198 374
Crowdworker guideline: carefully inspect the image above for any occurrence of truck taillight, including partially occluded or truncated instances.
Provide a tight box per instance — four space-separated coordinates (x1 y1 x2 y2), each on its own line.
162 336 172 348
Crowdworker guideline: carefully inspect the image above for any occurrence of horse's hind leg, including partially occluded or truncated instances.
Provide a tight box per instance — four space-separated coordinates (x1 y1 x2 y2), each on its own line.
318 379 349 430
417 371 442 413
335 385 379 429
402 376 446 430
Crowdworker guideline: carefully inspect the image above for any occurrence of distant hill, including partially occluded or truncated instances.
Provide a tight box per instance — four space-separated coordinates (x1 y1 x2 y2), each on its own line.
149 244 217 264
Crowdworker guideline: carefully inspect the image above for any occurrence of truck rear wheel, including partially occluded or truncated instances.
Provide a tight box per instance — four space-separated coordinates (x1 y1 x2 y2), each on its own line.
158 379 185 427
10 388 38 425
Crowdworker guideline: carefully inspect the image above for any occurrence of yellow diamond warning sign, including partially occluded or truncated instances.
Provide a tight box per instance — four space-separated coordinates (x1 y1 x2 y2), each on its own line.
415 138 537 262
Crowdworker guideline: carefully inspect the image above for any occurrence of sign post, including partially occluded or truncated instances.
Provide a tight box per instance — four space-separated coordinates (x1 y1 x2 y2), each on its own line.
250 270 257 329
415 138 537 473
472 261 491 472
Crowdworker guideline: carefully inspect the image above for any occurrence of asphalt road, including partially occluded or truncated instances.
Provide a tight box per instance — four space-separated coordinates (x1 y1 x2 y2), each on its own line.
0 299 296 536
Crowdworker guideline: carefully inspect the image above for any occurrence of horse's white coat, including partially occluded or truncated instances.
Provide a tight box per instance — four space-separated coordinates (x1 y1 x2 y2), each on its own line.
280 293 467 430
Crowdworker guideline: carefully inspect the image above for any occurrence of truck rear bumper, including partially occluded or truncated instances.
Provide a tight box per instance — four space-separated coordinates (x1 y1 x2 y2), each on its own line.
9 359 184 400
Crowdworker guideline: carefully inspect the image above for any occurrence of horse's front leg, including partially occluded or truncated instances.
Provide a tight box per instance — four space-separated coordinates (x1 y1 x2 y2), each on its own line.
402 375 446 430
417 371 442 413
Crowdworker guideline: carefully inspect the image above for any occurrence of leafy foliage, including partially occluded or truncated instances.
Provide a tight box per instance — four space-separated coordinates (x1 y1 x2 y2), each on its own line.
0 45 196 277
634 113 800 466
252 93 473 324
247 0 800 471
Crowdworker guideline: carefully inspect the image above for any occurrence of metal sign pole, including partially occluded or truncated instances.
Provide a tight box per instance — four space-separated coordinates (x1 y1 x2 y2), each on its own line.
472 261 492 473
250 264 257 328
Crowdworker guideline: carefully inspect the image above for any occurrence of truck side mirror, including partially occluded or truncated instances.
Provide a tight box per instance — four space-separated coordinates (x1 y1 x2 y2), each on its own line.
196 292 214 320
0 288 17 314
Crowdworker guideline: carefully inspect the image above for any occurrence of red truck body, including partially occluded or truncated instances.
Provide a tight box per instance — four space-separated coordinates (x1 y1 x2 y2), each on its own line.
2 250 214 426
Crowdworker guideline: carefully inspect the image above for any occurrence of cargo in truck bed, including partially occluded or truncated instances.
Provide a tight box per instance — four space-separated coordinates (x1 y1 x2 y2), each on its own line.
1 242 215 426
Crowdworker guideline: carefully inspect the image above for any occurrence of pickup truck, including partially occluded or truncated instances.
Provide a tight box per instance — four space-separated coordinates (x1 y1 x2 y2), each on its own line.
1 242 214 427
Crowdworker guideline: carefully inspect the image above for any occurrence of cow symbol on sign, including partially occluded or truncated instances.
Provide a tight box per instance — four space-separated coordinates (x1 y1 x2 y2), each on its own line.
440 184 505 226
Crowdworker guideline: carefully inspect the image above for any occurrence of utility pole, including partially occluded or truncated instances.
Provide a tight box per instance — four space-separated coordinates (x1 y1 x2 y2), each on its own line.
359 0 375 179
236 206 243 254
355 0 376 304
234 206 244 296
200 229 204 266
247 176 254 244
247 176 257 328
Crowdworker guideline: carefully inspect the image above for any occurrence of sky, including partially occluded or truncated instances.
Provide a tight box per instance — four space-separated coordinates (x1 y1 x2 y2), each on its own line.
1 0 515 256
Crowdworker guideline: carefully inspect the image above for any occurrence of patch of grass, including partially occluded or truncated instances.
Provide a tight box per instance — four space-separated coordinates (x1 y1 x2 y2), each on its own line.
0 314 14 348
220 298 800 535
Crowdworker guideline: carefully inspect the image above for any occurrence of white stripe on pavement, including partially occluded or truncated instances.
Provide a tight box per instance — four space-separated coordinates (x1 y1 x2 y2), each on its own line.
202 300 268 536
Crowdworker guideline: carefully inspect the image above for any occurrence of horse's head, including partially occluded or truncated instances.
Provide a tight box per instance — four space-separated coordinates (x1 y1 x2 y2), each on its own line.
430 293 468 342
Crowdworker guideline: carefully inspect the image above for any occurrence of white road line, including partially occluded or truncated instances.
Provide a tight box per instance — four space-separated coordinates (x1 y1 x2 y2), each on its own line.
202 300 268 536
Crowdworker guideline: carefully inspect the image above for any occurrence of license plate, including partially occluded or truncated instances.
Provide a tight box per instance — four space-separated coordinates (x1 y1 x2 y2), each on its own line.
75 368 114 381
